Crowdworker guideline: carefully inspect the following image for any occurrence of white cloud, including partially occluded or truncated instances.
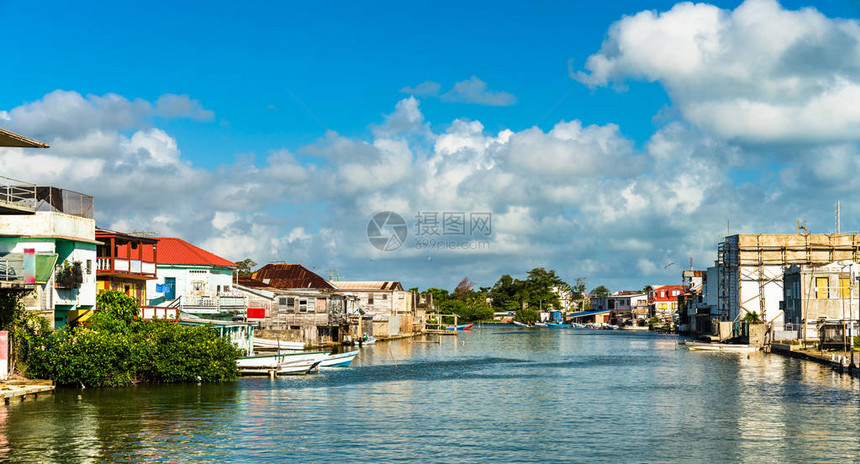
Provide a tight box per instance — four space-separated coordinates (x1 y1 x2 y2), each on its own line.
575 0 860 142
399 81 441 96
440 76 517 106
4 89 860 291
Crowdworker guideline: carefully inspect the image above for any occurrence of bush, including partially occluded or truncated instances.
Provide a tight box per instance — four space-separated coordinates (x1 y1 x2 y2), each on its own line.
18 290 241 387
514 308 539 324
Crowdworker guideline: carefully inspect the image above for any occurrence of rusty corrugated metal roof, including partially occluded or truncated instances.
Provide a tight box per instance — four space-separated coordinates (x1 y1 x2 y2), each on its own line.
333 281 403 291
252 264 334 289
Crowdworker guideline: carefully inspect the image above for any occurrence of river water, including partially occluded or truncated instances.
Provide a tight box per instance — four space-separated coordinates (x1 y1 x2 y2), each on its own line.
3 328 860 463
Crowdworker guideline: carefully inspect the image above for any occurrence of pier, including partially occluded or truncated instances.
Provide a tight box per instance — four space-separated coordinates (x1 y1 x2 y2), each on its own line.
0 379 54 404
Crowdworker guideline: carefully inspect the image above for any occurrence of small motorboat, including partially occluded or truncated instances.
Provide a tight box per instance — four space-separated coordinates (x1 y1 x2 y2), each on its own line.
533 322 547 327
237 351 330 375
546 322 568 328
445 323 475 330
320 349 360 367
512 321 532 328
253 337 305 350
682 341 759 352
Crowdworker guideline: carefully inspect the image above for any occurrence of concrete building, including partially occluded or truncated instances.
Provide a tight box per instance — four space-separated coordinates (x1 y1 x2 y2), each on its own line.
590 291 648 324
717 234 860 330
783 260 859 343
677 268 720 334
0 186 98 328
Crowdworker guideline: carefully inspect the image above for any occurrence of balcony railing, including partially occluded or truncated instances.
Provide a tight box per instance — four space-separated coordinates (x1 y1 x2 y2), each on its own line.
0 176 37 215
96 257 157 277
35 186 93 219
0 256 25 282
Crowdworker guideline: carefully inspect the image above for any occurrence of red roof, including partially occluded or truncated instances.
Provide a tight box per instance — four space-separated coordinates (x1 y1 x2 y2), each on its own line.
154 237 236 268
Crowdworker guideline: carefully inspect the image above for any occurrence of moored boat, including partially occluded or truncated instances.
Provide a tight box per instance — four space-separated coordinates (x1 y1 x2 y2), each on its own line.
237 351 329 375
253 337 305 350
682 341 759 352
320 349 360 367
445 323 475 330
512 321 531 328
546 322 568 328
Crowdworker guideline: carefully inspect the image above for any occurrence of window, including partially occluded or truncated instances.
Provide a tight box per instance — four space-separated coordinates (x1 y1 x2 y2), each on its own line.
279 297 288 306
382 294 388 300
815 277 829 299
840 277 851 299
86 259 92 275
299 299 308 313
308 299 316 312
368 294 374 305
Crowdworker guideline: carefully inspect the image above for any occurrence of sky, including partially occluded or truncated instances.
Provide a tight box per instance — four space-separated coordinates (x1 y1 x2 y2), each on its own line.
2 0 860 292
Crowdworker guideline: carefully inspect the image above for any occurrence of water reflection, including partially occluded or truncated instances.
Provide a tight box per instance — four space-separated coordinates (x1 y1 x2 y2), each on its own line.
2 328 859 463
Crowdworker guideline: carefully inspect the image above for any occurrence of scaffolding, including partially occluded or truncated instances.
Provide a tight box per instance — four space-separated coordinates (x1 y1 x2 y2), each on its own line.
717 234 860 326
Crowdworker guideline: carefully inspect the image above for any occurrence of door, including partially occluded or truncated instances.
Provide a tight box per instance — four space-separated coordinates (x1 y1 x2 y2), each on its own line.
165 277 176 300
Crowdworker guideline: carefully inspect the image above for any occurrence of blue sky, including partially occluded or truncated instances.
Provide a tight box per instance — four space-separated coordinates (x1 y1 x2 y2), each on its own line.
3 0 860 291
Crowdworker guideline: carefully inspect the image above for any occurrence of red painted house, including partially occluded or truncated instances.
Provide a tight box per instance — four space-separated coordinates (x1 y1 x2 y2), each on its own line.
649 284 685 322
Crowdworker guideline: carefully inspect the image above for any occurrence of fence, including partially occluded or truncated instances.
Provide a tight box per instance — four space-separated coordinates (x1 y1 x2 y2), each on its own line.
35 186 94 219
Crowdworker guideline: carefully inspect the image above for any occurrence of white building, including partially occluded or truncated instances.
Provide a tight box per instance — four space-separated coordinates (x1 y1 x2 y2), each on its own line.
0 186 98 328
146 237 240 317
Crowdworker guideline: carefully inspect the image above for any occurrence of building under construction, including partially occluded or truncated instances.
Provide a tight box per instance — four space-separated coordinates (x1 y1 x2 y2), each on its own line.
717 233 860 329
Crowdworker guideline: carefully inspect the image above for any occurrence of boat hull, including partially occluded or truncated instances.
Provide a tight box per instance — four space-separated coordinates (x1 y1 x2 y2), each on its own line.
683 342 759 352
320 350 360 367
238 351 329 375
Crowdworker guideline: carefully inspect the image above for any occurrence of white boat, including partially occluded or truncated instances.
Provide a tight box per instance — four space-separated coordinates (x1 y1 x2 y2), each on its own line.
253 337 305 350
237 351 329 375
620 325 649 331
512 321 532 328
320 350 360 367
356 334 376 345
683 341 759 352
533 322 547 327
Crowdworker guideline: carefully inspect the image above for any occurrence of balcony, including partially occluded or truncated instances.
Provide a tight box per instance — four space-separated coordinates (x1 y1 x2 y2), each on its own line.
95 228 158 280
96 257 157 278
178 295 246 315
0 176 37 215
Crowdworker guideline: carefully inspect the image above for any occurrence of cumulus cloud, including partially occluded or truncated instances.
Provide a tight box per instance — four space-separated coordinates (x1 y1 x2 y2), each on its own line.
3 88 857 290
575 0 860 142
440 76 517 106
399 81 441 96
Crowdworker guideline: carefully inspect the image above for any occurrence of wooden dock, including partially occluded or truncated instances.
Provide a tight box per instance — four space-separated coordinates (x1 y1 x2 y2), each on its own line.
0 379 55 404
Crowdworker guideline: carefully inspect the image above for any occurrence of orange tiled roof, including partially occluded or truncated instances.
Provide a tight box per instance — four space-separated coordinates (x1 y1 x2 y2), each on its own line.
154 237 236 268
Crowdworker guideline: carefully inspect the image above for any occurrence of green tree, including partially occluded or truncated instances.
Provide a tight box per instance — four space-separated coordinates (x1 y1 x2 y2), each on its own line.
742 311 762 323
514 308 539 324
590 285 611 298
235 258 257 277
571 277 588 311
19 290 242 387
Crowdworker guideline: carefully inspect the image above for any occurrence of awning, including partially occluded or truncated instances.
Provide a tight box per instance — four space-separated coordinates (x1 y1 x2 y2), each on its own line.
0 127 49 148
35 254 58 283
